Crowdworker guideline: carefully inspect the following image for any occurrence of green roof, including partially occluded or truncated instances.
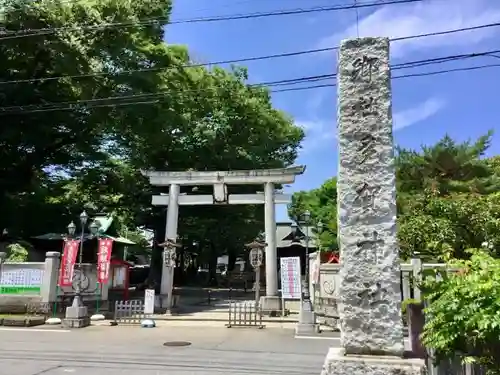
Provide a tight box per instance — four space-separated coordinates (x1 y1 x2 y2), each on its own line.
93 215 113 233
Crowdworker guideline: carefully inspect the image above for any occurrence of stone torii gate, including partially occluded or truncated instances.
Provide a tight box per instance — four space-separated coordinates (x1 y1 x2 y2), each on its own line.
142 166 305 313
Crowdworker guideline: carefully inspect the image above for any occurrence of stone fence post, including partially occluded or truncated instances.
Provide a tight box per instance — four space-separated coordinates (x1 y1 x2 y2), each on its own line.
41 252 60 303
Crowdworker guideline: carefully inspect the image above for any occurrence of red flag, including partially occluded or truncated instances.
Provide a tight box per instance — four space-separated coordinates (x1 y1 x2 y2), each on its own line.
97 238 113 283
59 240 80 286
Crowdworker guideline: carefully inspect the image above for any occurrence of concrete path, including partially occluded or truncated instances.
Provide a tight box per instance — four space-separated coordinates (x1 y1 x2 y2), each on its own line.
0 325 337 375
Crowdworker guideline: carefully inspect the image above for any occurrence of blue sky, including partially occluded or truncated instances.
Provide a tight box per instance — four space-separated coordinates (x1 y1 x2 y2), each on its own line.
167 0 500 221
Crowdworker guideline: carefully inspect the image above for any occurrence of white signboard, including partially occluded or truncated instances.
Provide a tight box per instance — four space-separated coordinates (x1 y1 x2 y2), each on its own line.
144 289 155 315
280 257 302 300
0 268 43 286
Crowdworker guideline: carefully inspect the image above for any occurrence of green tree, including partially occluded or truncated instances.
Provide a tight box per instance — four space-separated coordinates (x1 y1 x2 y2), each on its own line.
288 178 338 251
0 0 177 234
421 250 500 373
289 132 500 260
0 0 305 285
122 64 304 282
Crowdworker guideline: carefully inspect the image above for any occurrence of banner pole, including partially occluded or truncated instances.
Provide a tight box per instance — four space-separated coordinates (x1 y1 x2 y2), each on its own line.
95 238 112 317
96 282 101 313
53 285 58 317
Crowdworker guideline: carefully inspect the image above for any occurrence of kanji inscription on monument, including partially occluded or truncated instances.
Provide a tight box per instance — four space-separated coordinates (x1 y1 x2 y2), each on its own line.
336 37 404 357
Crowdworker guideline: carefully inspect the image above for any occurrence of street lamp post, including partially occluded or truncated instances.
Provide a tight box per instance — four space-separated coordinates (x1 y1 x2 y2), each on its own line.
63 211 91 328
246 236 267 308
68 211 88 305
88 220 105 321
292 210 319 335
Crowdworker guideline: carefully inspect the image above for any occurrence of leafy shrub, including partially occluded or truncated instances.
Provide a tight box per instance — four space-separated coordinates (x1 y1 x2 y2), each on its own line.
6 243 29 262
421 249 500 373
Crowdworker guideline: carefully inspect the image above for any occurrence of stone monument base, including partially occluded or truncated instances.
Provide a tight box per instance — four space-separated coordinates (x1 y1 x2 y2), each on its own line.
63 304 90 329
259 296 281 316
321 348 427 375
62 317 91 328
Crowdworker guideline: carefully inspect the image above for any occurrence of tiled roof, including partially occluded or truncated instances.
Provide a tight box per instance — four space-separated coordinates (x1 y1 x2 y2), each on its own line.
276 222 317 248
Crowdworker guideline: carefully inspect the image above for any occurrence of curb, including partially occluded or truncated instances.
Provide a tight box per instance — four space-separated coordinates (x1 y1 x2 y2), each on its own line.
152 316 299 323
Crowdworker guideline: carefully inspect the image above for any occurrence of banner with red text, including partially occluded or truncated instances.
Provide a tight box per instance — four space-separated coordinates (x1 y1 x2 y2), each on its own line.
58 240 80 287
97 238 113 283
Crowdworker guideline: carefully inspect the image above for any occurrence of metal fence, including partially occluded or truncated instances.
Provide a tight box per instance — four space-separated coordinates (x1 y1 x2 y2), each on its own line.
113 299 145 324
226 301 264 329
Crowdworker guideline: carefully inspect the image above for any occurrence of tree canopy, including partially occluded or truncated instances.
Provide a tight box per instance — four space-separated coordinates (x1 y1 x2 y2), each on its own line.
288 132 500 261
0 0 304 275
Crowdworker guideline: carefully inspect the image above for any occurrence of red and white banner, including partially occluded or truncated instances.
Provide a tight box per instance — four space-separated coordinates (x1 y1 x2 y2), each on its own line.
58 239 80 287
97 238 113 284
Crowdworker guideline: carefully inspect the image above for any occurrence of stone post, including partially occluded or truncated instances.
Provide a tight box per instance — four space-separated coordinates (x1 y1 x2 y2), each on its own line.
161 183 179 312
40 252 60 304
260 182 280 313
320 37 426 374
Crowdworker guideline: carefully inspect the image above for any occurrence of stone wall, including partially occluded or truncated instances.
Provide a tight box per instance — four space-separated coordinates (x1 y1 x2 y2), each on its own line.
0 252 109 312
311 257 452 329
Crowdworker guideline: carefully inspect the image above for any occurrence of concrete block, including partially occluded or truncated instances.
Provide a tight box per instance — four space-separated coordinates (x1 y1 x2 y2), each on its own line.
65 305 88 319
62 317 90 328
321 348 427 375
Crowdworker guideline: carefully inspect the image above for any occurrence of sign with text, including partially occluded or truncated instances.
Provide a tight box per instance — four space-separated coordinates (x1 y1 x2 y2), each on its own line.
1 268 44 295
97 238 113 283
280 256 302 300
58 240 80 287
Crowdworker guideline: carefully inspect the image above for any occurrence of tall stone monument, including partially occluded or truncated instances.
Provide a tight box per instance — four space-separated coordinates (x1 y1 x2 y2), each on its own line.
321 38 426 374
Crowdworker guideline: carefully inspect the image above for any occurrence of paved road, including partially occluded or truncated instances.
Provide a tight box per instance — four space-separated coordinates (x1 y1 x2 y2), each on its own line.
0 326 336 375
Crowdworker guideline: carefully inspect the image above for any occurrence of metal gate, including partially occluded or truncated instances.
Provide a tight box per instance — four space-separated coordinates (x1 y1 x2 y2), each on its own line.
226 301 264 329
114 299 145 324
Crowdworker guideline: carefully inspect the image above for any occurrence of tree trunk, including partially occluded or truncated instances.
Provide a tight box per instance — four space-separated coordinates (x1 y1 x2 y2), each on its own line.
227 248 237 272
208 243 218 286
148 221 165 289
178 249 186 284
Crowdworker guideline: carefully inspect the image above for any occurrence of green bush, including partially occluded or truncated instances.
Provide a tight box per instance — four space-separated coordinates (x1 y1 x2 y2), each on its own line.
6 243 28 262
421 249 500 373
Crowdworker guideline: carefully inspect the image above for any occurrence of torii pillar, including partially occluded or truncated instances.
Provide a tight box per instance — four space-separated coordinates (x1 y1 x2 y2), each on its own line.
142 166 305 314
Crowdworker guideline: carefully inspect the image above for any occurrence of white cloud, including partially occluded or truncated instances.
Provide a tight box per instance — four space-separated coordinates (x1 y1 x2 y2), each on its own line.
296 119 335 154
296 120 323 132
296 97 445 153
393 97 446 130
306 91 327 113
316 0 500 59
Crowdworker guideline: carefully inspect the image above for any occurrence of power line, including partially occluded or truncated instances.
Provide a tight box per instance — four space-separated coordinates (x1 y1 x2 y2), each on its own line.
169 0 421 24
0 0 420 40
2 60 499 115
390 49 500 70
1 54 497 112
0 74 337 113
2 23 500 86
394 63 500 79
273 63 500 92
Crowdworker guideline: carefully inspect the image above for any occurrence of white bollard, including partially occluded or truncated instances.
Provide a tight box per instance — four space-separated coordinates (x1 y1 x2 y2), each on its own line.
141 319 156 328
